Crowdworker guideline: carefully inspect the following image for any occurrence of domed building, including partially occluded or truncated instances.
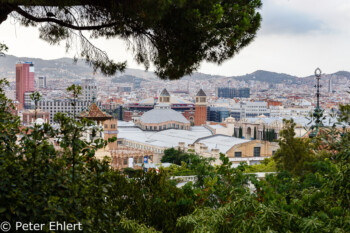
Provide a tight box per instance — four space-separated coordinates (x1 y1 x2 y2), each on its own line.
128 88 195 113
136 103 191 131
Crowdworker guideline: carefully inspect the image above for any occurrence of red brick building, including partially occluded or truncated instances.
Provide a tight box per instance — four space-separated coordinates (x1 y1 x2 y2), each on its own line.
123 111 133 122
16 62 35 109
183 109 195 125
194 89 207 126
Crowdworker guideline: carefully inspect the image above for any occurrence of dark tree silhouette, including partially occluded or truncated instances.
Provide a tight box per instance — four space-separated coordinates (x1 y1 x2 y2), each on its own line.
0 0 262 80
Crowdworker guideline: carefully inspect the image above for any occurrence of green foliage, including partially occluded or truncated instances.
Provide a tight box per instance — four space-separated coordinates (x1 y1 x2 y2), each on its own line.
273 119 316 176
66 84 82 119
161 147 194 165
166 163 195 176
0 79 192 232
262 128 276 142
0 42 8 56
162 148 216 187
238 126 243 138
30 91 42 120
244 158 277 173
1 78 350 232
177 117 350 232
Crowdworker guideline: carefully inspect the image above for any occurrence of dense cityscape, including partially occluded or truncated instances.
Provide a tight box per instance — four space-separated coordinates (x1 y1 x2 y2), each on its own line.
1 56 349 170
1 1 350 232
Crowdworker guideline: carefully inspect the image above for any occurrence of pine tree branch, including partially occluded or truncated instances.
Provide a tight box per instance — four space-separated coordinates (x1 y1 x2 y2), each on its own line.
10 5 117 30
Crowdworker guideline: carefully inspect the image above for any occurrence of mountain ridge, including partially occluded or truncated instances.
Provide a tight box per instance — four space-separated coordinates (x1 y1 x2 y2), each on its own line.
0 55 349 83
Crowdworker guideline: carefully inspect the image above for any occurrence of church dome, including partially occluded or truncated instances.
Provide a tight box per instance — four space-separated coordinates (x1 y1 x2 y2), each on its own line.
138 103 191 131
140 108 189 124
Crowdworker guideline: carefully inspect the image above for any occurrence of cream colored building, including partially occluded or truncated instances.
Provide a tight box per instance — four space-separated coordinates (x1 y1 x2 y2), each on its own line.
205 116 236 136
95 118 156 170
226 140 279 166
176 135 279 166
233 116 308 140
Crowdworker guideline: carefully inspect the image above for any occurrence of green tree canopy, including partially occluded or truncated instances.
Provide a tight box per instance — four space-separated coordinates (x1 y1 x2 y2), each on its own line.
273 119 316 176
1 78 350 232
0 0 262 80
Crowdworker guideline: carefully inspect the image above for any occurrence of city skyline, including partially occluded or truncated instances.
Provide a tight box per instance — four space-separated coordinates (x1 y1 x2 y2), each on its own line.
1 0 350 78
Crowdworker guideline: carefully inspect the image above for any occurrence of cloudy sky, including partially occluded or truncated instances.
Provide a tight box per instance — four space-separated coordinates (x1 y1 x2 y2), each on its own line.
1 0 350 77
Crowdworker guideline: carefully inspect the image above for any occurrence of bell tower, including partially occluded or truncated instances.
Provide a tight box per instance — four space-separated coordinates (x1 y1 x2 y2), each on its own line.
194 89 207 126
103 118 118 150
159 88 170 103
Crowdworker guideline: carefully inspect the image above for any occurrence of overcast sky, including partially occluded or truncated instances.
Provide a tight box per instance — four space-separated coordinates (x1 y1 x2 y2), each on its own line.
1 0 349 77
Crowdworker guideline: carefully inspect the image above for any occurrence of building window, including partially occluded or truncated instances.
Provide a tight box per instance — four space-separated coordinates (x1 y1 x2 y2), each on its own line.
111 124 116 129
138 157 143 163
150 126 153 130
168 123 171 128
172 123 175 128
104 124 108 129
163 125 166 129
272 150 276 155
253 147 261 157
235 152 242 157
176 124 179 129
154 126 157 130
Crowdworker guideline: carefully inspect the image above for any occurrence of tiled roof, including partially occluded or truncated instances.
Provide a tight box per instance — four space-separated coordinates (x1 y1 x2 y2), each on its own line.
196 89 207 97
80 103 111 120
160 88 170 97
196 135 250 153
117 126 212 148
140 108 189 124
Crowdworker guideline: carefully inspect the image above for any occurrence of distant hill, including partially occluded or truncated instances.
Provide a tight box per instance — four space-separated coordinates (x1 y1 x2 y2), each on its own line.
332 71 350 79
0 54 224 81
0 55 95 79
1 55 349 84
232 70 299 84
182 72 226 80
111 75 146 83
0 55 157 80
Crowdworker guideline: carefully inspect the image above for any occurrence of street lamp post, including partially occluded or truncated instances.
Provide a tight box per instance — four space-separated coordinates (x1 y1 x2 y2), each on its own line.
309 68 323 138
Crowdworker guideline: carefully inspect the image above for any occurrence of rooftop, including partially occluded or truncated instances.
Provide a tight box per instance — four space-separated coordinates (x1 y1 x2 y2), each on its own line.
196 89 207 97
79 103 111 121
140 108 189 124
196 135 250 153
118 126 212 148
160 88 170 96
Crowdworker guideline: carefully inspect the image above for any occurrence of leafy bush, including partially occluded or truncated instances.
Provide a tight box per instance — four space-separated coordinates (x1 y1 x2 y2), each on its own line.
1 78 350 232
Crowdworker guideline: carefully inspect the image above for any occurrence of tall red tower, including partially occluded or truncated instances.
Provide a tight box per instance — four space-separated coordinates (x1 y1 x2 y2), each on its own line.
16 62 35 109
194 89 207 126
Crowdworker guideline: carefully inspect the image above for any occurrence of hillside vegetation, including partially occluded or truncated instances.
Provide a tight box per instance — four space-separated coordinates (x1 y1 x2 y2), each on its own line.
1 78 350 232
